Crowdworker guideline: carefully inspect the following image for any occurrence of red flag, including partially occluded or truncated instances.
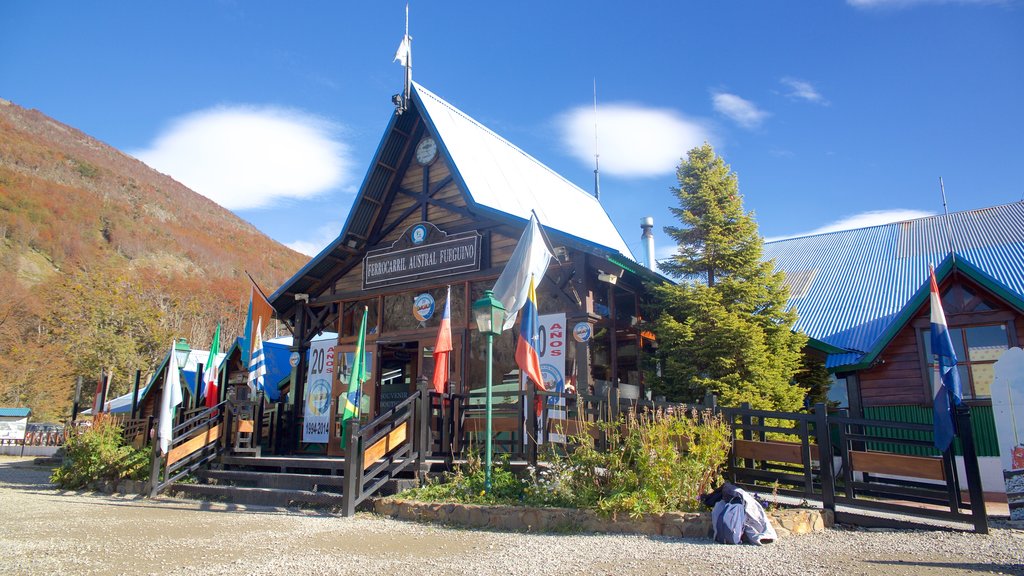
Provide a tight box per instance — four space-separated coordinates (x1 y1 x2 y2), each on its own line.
432 287 452 394
515 277 545 391
245 274 274 364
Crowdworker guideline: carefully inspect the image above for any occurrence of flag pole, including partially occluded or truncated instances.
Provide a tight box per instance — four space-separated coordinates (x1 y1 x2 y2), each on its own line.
939 177 956 267
593 78 601 201
404 2 411 106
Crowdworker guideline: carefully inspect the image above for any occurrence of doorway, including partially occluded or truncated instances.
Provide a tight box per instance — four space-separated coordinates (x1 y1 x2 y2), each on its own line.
378 341 420 415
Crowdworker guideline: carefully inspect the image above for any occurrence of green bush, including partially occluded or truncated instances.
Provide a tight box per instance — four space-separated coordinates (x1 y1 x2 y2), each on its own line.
51 417 151 489
560 408 732 516
400 408 732 517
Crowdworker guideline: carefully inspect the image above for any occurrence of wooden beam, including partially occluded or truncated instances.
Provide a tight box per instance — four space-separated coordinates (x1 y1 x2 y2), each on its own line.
167 424 222 467
733 439 820 465
362 422 408 471
849 450 945 481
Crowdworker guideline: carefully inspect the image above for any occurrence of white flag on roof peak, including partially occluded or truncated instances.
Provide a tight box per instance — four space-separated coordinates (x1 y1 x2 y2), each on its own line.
492 213 553 331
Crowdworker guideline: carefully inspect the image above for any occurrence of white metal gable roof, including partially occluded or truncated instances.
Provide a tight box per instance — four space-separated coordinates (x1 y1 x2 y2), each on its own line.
413 82 635 260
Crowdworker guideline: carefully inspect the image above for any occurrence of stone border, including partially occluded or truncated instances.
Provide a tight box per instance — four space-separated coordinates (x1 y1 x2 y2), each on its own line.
373 498 832 539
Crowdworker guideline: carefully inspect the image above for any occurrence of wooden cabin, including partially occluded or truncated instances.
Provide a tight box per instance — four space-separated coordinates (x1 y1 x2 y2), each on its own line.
764 202 1024 492
266 82 664 455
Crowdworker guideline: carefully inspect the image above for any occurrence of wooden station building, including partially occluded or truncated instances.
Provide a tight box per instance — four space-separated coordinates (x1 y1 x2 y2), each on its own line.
267 82 662 453
763 202 1024 491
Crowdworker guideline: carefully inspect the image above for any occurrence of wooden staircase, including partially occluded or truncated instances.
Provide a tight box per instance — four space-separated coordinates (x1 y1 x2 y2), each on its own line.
153 385 432 515
167 456 417 509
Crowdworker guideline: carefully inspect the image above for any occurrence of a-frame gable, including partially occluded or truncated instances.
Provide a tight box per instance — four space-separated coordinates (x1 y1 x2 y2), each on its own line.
832 254 1024 373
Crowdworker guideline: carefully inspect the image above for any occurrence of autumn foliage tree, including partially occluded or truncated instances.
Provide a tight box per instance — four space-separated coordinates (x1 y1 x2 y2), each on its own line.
649 143 809 412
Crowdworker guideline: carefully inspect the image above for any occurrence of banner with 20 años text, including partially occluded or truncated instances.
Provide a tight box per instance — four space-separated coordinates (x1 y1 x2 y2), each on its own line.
303 338 336 443
539 313 567 442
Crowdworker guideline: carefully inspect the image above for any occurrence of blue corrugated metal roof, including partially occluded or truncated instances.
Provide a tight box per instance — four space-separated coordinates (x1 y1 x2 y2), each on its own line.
764 201 1024 371
0 407 31 417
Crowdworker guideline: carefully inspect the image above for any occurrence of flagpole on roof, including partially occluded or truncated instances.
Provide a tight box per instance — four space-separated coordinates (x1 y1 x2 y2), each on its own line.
404 3 411 104
939 177 956 268
593 78 601 201
392 3 412 115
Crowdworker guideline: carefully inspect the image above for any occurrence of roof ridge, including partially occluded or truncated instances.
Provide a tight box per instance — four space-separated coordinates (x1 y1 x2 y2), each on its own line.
412 82 606 209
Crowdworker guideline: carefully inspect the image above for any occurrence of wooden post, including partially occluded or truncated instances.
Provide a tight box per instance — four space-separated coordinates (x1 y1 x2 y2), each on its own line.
417 382 431 481
130 370 142 420
813 403 836 515
740 402 753 470
440 391 451 469
194 363 204 410
341 420 360 517
71 376 83 424
955 406 989 534
527 382 538 466
98 370 110 414
254 392 265 449
290 305 309 454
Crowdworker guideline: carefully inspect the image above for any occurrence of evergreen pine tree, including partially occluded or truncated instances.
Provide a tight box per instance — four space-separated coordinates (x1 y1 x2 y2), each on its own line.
650 143 809 411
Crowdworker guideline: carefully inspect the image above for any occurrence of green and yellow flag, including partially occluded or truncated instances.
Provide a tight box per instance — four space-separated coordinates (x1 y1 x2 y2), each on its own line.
341 306 368 445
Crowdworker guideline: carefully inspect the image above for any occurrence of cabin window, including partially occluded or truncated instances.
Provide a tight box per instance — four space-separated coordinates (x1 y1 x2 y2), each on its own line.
923 324 1009 399
827 375 849 408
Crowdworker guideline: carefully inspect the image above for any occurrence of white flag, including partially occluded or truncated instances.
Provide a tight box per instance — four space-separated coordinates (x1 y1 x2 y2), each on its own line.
393 35 411 67
248 318 267 393
157 341 183 456
492 214 553 331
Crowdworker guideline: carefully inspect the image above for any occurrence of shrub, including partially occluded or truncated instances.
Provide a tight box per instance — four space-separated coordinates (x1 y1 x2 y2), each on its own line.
400 408 732 517
50 416 151 490
561 408 732 516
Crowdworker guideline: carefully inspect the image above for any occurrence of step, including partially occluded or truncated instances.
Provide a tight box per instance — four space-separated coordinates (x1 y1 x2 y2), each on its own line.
221 455 347 474
197 469 346 493
167 483 346 508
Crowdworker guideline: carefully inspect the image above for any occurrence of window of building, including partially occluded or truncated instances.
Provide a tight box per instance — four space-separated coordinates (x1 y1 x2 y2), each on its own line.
827 375 849 408
923 324 1009 399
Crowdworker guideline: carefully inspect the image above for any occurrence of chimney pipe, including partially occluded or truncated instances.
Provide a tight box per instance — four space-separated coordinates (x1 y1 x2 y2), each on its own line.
641 216 655 270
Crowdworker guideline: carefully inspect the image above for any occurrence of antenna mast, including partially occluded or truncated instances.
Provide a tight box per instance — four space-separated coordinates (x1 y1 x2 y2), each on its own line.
939 177 956 266
593 78 601 201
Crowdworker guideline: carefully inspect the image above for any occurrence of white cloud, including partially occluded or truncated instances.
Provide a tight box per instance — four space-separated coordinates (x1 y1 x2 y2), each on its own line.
848 0 1004 7
285 220 342 257
765 209 935 242
133 105 353 210
780 78 828 105
711 92 769 129
558 104 714 178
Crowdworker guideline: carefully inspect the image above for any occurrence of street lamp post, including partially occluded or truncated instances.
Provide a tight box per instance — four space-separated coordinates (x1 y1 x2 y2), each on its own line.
472 289 506 493
173 338 190 413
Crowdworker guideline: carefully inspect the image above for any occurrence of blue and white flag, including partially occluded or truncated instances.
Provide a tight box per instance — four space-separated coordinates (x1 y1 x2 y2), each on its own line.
247 318 267 393
930 266 963 452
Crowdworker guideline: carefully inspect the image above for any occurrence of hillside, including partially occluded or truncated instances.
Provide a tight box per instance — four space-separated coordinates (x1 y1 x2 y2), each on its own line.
0 98 309 419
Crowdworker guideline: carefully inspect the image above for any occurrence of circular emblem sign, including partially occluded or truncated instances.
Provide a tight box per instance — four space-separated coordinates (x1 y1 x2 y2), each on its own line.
541 365 563 394
572 322 592 343
289 352 300 367
306 378 331 417
413 293 436 322
410 223 428 245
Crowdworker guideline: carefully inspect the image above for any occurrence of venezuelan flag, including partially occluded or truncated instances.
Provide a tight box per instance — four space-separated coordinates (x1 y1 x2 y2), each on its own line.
515 276 546 391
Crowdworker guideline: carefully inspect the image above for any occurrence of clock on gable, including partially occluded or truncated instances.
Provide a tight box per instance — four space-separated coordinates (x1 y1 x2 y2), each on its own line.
415 136 438 166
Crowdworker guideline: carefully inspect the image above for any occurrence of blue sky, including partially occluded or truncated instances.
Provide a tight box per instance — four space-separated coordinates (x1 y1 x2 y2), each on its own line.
2 1 1022 263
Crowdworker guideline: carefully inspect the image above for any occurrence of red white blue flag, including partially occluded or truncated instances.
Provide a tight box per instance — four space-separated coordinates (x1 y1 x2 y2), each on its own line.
515 276 546 391
930 265 963 452
432 286 452 395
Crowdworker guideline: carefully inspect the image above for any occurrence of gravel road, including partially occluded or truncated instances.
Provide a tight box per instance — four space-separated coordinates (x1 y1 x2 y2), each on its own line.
1 457 1021 576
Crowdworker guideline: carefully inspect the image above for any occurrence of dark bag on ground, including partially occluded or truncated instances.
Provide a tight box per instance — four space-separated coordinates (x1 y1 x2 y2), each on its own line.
708 483 777 545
